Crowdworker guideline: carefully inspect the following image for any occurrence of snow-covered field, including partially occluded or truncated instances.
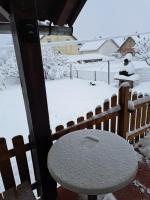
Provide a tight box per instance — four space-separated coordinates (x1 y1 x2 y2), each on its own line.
0 78 150 148
0 79 117 147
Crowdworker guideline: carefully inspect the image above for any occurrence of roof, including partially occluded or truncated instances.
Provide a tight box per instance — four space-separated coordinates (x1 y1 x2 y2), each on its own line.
118 37 136 50
79 40 105 51
79 39 119 52
67 53 109 62
0 0 87 26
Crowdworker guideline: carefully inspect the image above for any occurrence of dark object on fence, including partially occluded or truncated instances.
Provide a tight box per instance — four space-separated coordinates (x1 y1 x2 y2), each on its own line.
119 70 134 77
90 82 96 86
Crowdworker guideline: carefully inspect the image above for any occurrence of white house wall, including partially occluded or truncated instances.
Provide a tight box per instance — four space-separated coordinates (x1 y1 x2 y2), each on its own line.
97 40 118 55
79 50 98 55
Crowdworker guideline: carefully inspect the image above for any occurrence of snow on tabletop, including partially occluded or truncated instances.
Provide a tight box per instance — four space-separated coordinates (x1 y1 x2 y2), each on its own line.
114 74 140 81
48 130 138 195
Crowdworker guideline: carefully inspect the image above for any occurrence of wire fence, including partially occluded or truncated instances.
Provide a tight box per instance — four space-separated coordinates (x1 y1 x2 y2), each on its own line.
69 59 150 84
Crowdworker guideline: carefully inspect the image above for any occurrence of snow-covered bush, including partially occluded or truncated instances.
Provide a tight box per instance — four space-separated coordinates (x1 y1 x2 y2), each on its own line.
0 46 18 89
134 36 150 65
0 44 70 89
41 44 70 80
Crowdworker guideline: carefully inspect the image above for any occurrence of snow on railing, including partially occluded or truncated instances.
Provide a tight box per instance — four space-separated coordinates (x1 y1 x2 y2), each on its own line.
128 95 150 111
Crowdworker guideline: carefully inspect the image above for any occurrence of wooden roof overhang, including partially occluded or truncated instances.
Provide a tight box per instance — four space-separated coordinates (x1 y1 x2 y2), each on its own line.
0 1 87 200
0 0 86 32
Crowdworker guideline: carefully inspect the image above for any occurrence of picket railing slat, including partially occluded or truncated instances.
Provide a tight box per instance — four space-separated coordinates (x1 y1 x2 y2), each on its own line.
111 95 117 133
103 100 109 131
67 121 75 127
95 106 102 130
77 117 86 130
146 104 150 124
86 112 93 129
130 93 137 131
136 94 143 129
0 138 16 190
12 136 31 184
55 125 64 132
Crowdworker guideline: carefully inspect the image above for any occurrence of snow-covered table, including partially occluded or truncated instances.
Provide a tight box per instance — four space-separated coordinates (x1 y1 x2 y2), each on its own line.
47 129 138 200
114 74 139 88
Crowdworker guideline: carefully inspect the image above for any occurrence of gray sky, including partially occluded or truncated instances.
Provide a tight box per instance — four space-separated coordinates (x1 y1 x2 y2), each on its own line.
74 0 150 40
1 0 150 43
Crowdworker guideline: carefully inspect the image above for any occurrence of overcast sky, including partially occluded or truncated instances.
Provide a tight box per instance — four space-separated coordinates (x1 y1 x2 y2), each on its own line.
1 0 150 43
74 0 150 40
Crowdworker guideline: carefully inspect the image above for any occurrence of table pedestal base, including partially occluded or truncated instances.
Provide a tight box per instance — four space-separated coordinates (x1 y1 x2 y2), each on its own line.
88 195 97 200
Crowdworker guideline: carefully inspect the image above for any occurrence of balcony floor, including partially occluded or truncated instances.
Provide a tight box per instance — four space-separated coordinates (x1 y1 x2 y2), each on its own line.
57 153 150 200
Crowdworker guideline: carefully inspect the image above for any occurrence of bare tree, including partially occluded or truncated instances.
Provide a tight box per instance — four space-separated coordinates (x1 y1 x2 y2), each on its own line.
134 36 150 65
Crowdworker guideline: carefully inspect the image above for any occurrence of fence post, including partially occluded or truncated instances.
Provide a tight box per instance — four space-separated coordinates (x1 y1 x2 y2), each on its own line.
94 71 96 81
70 64 72 79
118 83 129 139
108 60 110 85
76 70 78 79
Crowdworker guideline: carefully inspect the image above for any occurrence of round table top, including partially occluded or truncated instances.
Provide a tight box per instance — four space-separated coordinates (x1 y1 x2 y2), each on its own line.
47 129 138 195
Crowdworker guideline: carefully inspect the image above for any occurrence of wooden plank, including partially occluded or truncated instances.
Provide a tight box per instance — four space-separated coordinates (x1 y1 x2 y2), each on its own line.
12 136 31 184
86 112 93 129
128 125 150 140
0 194 3 200
95 106 102 130
130 92 137 131
56 125 64 132
0 6 9 21
136 94 143 129
51 108 120 141
67 0 87 25
146 104 150 124
77 116 85 130
67 121 75 127
118 84 129 138
0 138 16 190
141 104 147 126
111 95 117 133
3 187 17 200
54 0 79 26
9 0 57 199
103 100 109 131
0 22 50 34
17 182 36 200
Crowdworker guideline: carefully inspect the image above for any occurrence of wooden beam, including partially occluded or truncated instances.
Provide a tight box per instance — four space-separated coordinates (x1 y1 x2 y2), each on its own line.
0 6 9 21
67 0 87 26
9 0 57 200
55 0 79 26
0 22 49 34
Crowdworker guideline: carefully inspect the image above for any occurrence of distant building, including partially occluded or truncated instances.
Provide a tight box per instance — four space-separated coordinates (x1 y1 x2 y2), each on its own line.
118 37 136 55
67 53 110 64
79 39 119 56
41 27 79 55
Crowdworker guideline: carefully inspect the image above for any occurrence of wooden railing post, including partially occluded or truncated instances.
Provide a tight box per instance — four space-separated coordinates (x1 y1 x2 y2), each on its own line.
118 83 130 139
9 0 57 199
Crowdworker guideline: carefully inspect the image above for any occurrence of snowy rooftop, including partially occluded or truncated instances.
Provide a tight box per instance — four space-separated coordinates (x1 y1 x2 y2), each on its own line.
67 53 109 62
79 40 105 51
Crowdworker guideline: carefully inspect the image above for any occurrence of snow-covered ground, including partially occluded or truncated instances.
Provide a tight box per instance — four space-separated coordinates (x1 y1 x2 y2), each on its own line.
0 79 117 147
0 50 150 197
0 78 150 148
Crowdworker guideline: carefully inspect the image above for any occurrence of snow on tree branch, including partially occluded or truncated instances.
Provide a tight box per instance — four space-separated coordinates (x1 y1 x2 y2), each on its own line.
0 44 70 89
41 44 70 80
134 36 150 65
